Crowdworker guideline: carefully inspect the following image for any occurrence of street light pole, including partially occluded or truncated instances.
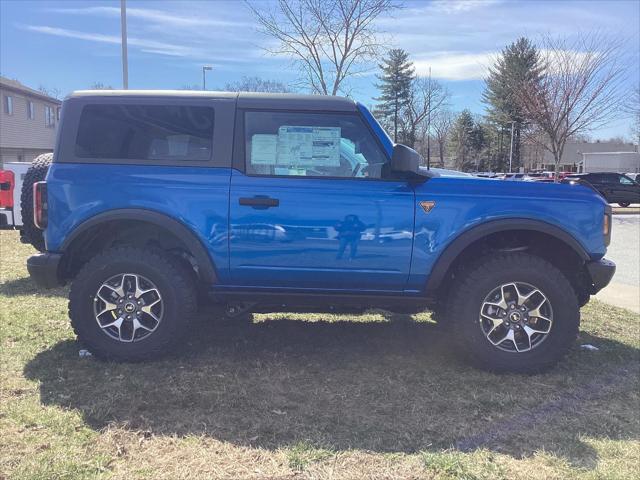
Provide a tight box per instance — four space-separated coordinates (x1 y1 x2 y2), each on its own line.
202 66 212 90
508 121 515 173
120 0 128 89
426 66 432 170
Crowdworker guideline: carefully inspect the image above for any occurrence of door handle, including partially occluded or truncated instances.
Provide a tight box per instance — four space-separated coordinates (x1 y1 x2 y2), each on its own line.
239 196 280 209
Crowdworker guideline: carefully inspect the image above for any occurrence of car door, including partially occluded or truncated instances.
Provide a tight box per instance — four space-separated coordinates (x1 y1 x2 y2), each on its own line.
615 174 640 204
228 109 415 292
586 173 611 200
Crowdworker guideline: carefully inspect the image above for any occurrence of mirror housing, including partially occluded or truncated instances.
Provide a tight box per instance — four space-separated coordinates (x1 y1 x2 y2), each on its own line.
390 144 421 175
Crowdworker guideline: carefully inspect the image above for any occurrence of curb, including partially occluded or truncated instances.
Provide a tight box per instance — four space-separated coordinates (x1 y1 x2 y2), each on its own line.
612 208 640 215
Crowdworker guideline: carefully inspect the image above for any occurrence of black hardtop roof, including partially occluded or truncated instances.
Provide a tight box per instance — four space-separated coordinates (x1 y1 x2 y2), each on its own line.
68 90 358 112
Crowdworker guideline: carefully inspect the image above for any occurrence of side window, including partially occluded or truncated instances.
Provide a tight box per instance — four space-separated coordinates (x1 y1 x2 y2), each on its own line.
619 175 634 185
75 104 214 162
45 106 55 127
4 95 13 115
601 174 619 184
244 111 388 179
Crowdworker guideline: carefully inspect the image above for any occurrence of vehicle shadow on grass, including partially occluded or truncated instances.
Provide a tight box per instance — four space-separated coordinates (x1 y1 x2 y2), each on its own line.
24 317 639 469
0 276 67 297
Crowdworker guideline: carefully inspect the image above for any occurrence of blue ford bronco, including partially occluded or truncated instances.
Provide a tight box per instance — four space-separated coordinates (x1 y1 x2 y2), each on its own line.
26 90 615 372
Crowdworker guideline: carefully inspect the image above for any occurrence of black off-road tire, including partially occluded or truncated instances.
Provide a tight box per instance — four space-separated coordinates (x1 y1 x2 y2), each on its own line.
445 252 580 373
618 202 630 208
19 153 52 251
69 247 196 362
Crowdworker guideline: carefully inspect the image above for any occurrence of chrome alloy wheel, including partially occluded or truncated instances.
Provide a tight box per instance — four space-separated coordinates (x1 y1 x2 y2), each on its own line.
93 273 163 343
479 282 553 353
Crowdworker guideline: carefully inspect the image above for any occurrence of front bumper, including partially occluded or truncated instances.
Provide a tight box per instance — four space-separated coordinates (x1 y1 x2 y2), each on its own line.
586 258 616 294
27 253 63 289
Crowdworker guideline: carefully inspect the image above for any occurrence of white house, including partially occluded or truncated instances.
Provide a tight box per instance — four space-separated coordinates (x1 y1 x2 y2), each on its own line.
579 152 640 173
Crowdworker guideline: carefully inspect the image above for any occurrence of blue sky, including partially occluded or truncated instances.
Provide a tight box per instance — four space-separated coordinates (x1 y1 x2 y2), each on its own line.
1 0 638 140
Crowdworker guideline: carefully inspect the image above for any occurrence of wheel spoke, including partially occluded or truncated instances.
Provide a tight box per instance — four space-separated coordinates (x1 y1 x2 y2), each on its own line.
141 298 161 322
488 327 510 347
505 329 521 352
121 274 138 296
480 302 502 323
484 285 508 310
513 283 539 307
100 316 125 340
95 292 118 316
101 282 124 299
529 296 551 322
485 321 504 340
132 317 155 334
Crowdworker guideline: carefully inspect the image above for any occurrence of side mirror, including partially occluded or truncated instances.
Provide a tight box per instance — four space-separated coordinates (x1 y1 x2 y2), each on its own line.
390 144 421 174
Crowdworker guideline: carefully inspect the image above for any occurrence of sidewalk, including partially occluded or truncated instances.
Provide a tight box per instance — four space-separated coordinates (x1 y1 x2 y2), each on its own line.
595 214 640 314
596 282 640 313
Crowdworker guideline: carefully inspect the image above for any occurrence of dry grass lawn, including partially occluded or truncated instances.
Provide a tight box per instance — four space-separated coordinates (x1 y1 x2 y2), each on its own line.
1 229 639 479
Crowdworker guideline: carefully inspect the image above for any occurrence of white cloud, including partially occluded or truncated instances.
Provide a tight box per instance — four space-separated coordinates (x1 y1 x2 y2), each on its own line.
23 24 260 64
24 25 204 57
430 0 502 14
46 6 249 28
413 52 495 80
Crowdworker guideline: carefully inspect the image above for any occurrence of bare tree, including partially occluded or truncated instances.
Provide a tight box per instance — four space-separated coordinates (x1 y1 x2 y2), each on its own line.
430 110 454 167
38 85 62 99
225 76 293 93
623 86 640 146
248 0 398 95
399 76 449 149
89 82 114 90
516 33 627 179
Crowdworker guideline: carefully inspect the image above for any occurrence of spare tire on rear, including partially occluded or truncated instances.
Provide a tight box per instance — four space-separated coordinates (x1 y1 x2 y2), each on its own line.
20 153 52 252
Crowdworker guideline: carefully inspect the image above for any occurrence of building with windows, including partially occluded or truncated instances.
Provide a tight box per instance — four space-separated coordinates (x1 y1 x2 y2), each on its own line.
522 139 638 172
0 76 61 166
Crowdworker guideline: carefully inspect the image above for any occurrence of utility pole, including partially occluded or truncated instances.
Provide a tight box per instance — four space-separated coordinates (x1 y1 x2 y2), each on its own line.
508 121 515 173
120 0 128 89
202 66 212 90
426 66 432 169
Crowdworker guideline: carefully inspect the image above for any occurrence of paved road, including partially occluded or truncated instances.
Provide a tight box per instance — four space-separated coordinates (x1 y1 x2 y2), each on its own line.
596 214 640 313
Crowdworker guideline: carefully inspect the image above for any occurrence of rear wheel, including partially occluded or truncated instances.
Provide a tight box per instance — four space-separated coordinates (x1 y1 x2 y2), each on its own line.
19 153 52 251
69 246 196 361
445 252 579 373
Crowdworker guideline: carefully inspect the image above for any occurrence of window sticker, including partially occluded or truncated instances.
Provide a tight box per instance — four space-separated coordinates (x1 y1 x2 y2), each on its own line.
251 134 278 165
277 126 341 167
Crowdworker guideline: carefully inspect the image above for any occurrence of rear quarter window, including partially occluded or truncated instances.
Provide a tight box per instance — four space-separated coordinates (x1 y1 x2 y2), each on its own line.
75 104 214 162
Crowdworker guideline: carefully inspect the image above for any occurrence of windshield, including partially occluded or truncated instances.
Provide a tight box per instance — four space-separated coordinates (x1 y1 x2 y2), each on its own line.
356 102 393 157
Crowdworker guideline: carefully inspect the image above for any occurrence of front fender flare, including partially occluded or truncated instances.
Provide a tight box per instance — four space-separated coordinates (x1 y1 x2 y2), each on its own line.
423 218 590 297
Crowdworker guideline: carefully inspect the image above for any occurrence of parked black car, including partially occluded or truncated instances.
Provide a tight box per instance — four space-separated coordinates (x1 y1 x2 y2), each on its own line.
565 173 640 207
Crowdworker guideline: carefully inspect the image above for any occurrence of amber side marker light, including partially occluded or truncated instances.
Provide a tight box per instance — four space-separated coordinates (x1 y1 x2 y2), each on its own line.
419 201 436 214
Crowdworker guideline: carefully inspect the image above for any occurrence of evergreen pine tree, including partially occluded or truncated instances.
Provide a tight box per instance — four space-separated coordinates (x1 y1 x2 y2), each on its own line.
483 37 542 170
449 110 476 170
374 49 415 142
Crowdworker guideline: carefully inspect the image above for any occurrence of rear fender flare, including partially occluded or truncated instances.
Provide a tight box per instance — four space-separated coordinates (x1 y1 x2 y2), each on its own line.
61 208 217 283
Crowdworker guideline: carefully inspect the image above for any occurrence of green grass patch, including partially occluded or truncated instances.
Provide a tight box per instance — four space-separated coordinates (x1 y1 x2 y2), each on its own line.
1 230 639 479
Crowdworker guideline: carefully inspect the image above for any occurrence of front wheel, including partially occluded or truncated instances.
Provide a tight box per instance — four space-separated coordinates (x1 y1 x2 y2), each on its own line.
69 246 196 361
445 252 579 373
